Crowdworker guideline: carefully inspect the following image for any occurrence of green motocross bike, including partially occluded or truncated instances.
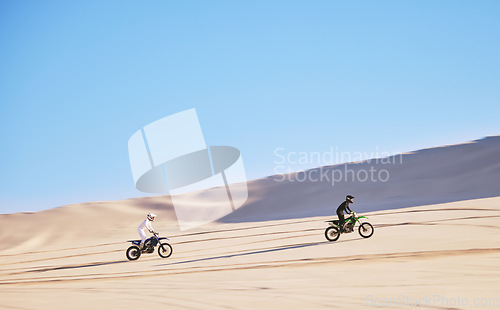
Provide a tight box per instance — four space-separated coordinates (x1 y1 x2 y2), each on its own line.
324 211 374 241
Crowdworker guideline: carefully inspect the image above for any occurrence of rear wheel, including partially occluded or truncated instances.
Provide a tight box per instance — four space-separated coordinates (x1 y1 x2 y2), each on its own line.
359 222 374 238
325 226 340 242
158 243 173 258
126 245 141 261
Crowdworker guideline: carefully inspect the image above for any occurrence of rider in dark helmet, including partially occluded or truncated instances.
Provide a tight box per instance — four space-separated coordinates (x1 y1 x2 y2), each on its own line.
336 195 354 232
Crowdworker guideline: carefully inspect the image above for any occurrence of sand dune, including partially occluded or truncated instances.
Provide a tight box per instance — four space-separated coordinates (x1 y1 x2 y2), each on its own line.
1 136 499 252
222 135 500 222
0 137 499 309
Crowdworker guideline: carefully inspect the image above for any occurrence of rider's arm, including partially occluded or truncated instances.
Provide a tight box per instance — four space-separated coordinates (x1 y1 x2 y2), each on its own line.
146 220 154 233
346 203 352 213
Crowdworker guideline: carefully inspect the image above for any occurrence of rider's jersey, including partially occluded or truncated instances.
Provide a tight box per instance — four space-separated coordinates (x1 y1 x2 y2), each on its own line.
336 201 352 214
138 219 154 233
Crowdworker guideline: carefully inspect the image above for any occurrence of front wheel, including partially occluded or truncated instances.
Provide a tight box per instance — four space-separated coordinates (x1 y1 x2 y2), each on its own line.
325 226 340 242
158 243 173 258
126 245 141 261
359 222 374 238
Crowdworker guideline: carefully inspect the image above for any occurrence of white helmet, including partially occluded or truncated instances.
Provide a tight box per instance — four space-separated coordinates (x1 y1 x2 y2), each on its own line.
147 213 156 221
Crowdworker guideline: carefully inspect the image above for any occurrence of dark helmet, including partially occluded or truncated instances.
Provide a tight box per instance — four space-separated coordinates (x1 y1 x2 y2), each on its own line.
346 195 354 203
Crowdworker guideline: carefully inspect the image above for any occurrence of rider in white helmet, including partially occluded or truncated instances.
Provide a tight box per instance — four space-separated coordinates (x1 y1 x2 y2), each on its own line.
138 213 157 249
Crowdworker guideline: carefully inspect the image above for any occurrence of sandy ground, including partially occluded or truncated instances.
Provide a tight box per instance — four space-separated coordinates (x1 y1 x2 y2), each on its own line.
1 197 500 309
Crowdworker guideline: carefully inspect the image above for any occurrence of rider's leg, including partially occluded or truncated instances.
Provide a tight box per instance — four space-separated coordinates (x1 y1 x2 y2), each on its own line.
337 211 345 232
138 228 147 249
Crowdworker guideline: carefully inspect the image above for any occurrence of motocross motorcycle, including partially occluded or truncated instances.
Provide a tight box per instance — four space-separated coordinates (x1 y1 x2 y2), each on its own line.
324 212 374 242
126 232 173 261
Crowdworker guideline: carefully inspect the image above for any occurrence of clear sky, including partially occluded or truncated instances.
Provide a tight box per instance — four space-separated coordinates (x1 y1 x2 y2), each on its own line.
1 0 499 213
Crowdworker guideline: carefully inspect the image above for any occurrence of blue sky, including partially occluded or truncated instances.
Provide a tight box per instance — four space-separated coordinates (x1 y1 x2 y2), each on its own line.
1 0 499 213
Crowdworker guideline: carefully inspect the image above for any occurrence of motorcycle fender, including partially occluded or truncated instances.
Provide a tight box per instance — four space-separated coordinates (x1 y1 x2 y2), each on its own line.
358 216 368 219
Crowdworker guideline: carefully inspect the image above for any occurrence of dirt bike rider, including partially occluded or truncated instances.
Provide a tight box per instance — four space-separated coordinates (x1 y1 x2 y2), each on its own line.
336 195 354 232
138 213 158 250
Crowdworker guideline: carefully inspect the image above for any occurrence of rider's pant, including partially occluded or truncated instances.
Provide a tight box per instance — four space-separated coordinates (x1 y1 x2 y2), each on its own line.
138 228 147 247
337 211 345 229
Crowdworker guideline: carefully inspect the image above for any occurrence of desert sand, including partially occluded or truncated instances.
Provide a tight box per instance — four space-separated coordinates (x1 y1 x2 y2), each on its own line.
1 197 500 309
1 137 500 309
